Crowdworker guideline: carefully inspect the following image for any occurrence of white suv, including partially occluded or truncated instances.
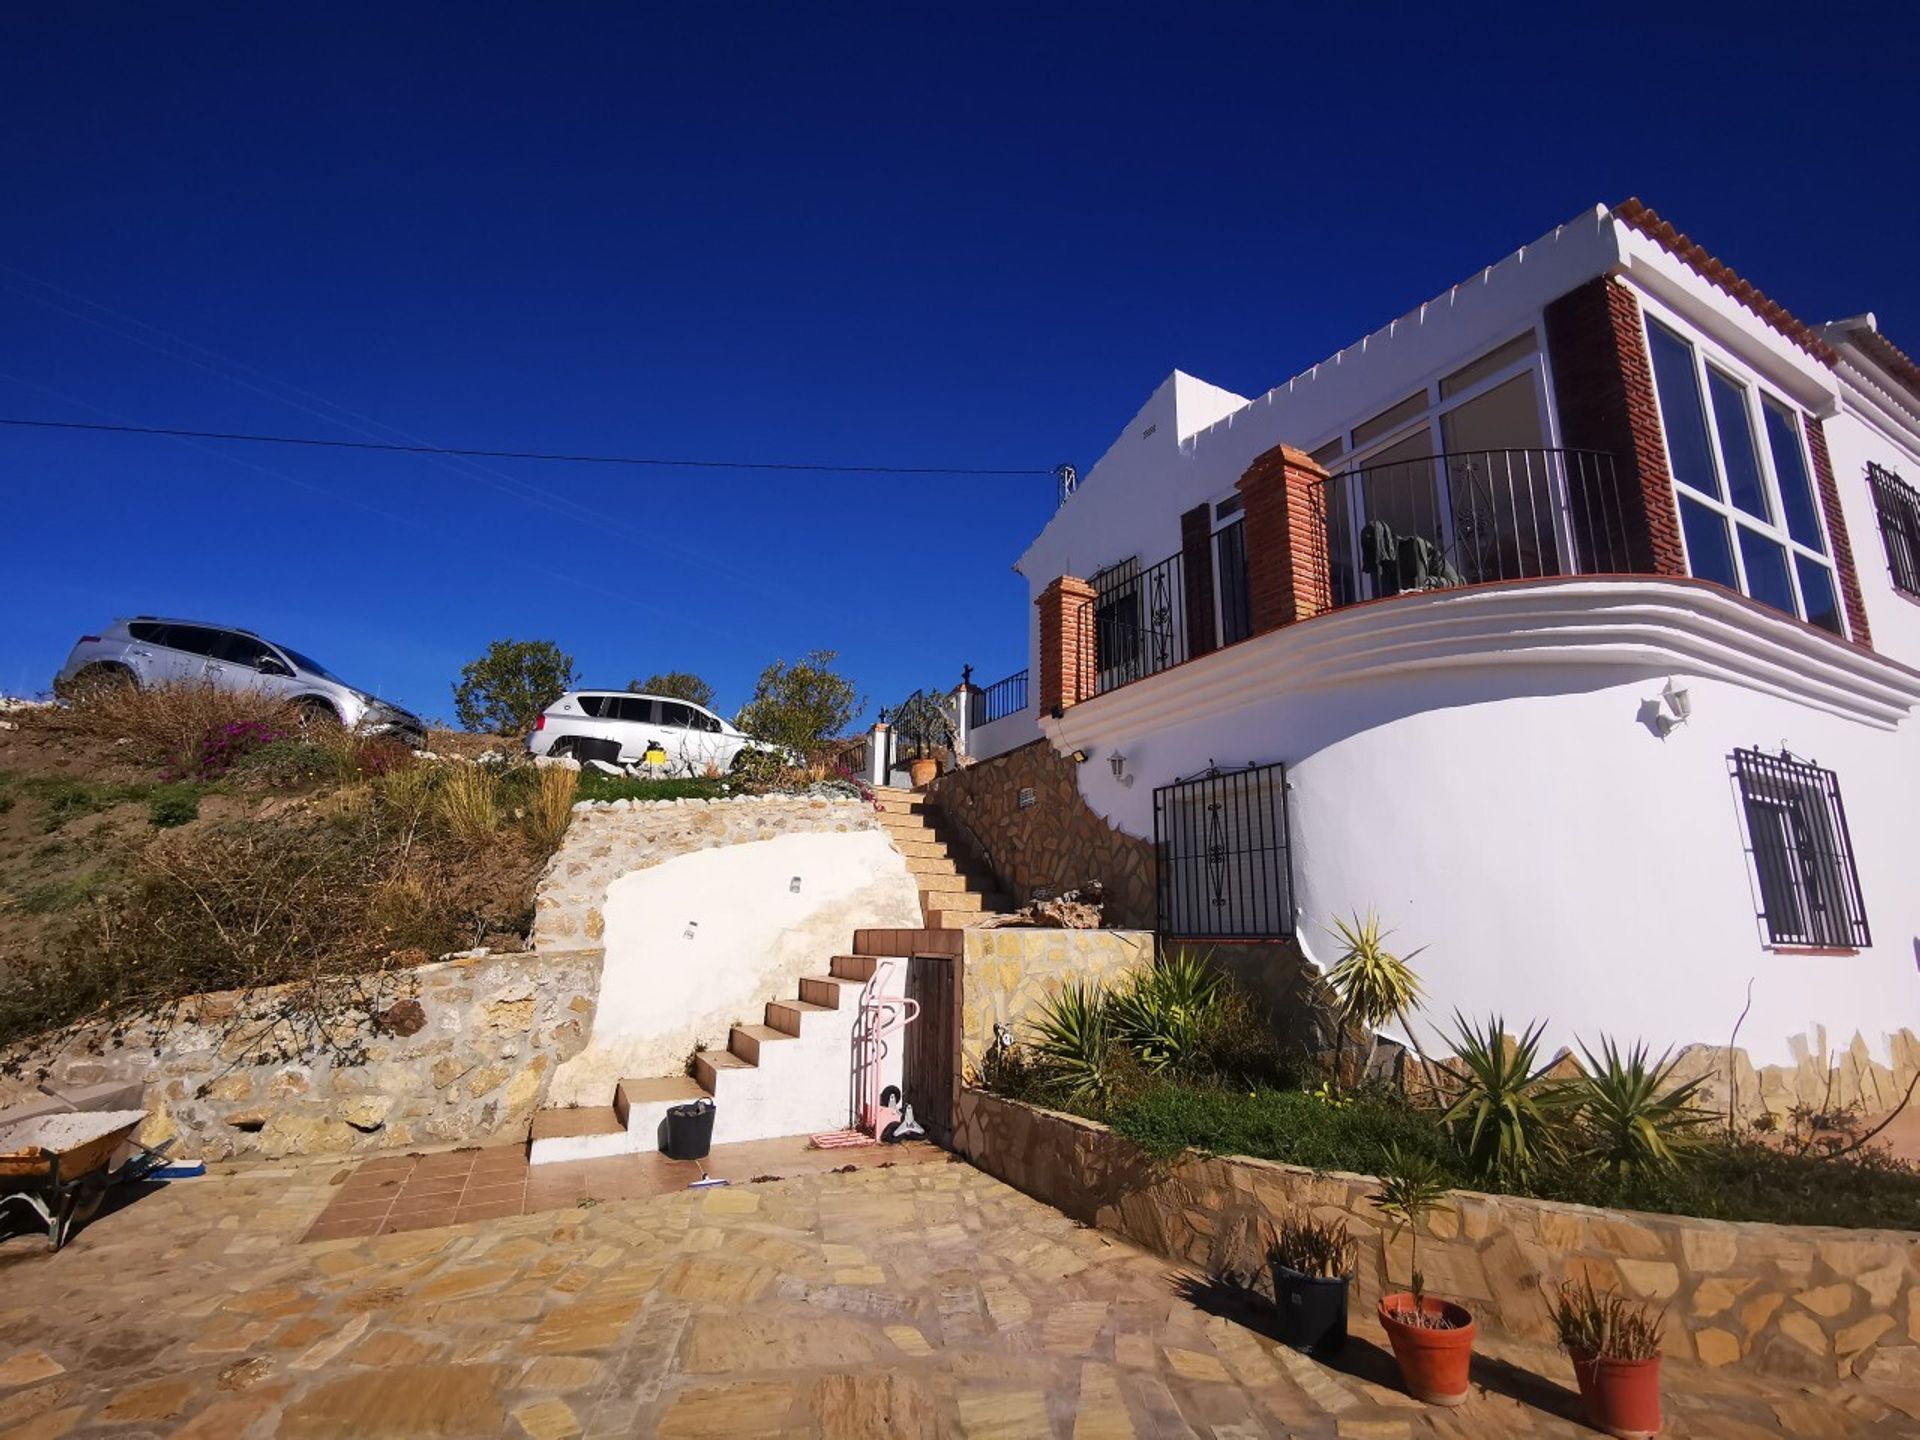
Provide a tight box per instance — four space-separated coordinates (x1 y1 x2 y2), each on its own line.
526 690 781 774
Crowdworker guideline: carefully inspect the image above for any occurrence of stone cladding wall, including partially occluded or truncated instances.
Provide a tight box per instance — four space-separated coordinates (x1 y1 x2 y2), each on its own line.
0 948 601 1161
931 742 1156 928
959 928 1154 1083
532 793 884 951
955 1090 1920 1385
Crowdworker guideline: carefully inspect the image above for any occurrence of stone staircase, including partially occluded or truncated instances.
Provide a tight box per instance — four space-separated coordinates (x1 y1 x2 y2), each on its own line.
527 786 1011 1165
868 784 1016 929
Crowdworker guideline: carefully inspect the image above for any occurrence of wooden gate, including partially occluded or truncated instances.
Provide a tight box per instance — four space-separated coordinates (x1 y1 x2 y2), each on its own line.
903 952 963 1146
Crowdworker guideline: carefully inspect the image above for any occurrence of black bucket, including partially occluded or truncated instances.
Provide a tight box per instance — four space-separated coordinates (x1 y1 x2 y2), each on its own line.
664 1100 715 1161
1271 1265 1349 1356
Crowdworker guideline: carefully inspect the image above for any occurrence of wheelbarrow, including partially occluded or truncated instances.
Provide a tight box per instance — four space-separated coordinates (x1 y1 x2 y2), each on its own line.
0 1109 166 1252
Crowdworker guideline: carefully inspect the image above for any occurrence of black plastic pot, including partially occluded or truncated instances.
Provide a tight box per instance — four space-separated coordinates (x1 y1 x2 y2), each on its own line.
1271 1264 1350 1356
664 1100 715 1161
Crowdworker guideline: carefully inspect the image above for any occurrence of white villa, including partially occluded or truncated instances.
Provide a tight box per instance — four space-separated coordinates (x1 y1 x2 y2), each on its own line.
956 200 1920 1099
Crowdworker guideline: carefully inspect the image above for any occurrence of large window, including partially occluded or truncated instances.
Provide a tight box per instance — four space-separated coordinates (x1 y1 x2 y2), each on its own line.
1868 462 1920 599
1732 749 1870 949
1644 317 1843 635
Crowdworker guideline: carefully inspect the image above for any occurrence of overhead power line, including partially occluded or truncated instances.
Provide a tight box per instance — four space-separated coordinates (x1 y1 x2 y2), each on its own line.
0 415 1050 477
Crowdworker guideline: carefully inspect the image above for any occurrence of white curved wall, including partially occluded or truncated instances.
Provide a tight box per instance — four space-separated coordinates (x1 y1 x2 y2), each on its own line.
1049 588 1920 1073
548 829 921 1106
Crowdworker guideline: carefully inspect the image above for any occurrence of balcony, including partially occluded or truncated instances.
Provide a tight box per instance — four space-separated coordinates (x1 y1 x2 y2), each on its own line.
1320 447 1629 611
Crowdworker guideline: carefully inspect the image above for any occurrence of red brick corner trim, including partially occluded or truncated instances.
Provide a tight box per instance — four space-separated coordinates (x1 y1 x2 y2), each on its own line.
1801 414 1873 649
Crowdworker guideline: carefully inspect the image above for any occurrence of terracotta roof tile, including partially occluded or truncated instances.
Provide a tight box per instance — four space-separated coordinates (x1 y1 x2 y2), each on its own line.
1612 198 1836 366
1842 322 1920 402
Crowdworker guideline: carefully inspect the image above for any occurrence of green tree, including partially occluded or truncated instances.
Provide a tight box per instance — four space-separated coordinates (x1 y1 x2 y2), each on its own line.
452 639 579 736
628 671 715 709
734 650 864 755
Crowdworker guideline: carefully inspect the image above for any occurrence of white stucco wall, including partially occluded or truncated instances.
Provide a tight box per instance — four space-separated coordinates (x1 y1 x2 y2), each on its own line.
548 829 921 1106
1044 581 1920 1074
1824 406 1920 668
969 704 1042 761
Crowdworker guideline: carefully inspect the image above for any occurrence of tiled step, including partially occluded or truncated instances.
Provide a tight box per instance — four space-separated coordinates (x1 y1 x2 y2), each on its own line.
798 974 858 1009
830 953 880 982
766 997 832 1034
693 1047 753 1093
729 1023 795 1066
529 1106 632 1164
614 1075 706 1124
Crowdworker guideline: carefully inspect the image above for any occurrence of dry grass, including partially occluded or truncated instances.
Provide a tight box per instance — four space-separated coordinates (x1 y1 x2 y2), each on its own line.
435 764 500 845
64 680 298 771
525 764 578 849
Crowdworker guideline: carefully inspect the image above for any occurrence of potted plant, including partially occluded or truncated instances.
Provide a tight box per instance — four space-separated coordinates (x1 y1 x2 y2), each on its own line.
1266 1210 1357 1357
1370 1145 1476 1406
1547 1276 1664 1438
890 689 954 790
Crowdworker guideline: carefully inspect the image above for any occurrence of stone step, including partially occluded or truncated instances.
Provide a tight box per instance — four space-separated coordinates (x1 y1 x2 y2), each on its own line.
729 1023 795 1066
693 1047 753 1093
766 997 831 1034
877 813 937 835
798 974 858 1009
926 906 1014 930
921 888 1005 913
903 851 964 877
870 787 924 805
529 1106 632 1164
613 1075 707 1124
915 870 993 896
889 837 950 861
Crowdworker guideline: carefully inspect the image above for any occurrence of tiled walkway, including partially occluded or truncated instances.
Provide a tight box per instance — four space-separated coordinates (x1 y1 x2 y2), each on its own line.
0 1147 1913 1437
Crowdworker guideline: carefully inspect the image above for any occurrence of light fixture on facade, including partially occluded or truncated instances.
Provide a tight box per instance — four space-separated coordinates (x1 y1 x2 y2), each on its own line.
1662 679 1692 725
1069 748 1090 765
1108 752 1127 779
1644 678 1693 738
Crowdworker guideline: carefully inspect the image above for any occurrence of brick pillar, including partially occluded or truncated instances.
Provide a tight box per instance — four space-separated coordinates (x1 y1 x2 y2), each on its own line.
1179 503 1218 658
1035 575 1097 714
1802 414 1873 648
1543 276 1685 577
1235 444 1331 634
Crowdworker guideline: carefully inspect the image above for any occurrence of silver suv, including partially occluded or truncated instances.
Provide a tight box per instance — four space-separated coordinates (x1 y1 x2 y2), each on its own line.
54 617 427 746
526 689 783 773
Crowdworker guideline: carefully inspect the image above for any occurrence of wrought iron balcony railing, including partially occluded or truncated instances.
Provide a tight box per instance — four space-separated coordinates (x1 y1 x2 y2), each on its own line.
967 668 1029 727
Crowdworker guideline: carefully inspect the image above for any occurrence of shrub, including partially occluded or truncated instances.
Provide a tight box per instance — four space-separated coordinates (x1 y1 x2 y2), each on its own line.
734 650 863 754
435 764 500 845
1107 948 1226 1076
183 718 291 779
629 672 715 709
572 772 729 804
1566 1036 1712 1177
230 737 334 789
1030 979 1120 1106
1108 1081 1457 1170
524 764 578 850
147 786 200 828
33 777 149 831
65 680 297 774
1438 1013 1567 1182
452 638 579 736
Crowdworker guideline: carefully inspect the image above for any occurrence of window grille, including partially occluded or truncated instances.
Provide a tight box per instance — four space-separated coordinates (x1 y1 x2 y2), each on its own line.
1154 762 1293 938
1869 463 1920 599
1732 748 1870 949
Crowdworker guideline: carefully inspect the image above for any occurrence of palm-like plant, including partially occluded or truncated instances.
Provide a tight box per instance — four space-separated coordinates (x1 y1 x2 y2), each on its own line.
1369 1144 1454 1313
1030 980 1115 1104
1438 1013 1567 1182
1324 912 1427 1087
1569 1036 1712 1177
1106 948 1225 1075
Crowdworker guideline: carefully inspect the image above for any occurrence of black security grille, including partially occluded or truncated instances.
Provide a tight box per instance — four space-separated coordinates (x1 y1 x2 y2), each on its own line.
1083 550 1188 695
1154 761 1293 938
1732 748 1870 949
1868 462 1920 599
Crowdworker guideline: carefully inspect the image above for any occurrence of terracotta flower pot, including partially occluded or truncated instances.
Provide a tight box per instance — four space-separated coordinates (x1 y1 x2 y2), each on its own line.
1570 1350 1661 1438
909 757 939 789
1377 1294 1476 1406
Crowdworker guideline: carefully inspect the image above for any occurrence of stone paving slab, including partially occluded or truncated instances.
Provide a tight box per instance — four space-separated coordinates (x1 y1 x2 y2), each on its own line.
0 1151 1914 1437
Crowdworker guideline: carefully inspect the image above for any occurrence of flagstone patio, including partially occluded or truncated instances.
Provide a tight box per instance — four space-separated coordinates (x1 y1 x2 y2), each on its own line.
0 1145 1913 1437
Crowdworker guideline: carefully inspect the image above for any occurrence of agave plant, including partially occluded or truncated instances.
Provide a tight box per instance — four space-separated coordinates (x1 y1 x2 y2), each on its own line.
1106 948 1225 1075
1437 1013 1567 1182
1368 1144 1455 1316
1569 1036 1712 1177
1546 1274 1665 1360
1029 979 1116 1104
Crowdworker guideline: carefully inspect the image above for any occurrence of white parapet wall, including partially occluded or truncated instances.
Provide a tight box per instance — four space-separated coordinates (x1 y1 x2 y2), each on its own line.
539 795 922 1108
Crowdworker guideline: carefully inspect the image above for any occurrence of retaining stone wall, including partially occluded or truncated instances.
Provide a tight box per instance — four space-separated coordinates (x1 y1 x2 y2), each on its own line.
960 928 1154 1084
532 793 885 951
0 948 602 1161
932 741 1155 927
955 1089 1920 1385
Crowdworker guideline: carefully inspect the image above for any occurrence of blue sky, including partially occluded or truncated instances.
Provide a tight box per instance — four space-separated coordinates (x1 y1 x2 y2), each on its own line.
3 5 1914 724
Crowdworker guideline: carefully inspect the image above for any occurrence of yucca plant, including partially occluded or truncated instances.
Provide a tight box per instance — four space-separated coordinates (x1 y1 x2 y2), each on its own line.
1568 1036 1712 1177
1369 1144 1456 1321
1437 1013 1567 1182
1324 912 1427 1088
1106 948 1224 1075
1546 1274 1665 1360
1030 980 1116 1105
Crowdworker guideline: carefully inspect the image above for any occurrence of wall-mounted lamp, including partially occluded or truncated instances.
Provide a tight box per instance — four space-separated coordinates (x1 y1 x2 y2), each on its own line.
1662 679 1692 724
1642 678 1694 738
1108 752 1127 779
1069 748 1090 765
